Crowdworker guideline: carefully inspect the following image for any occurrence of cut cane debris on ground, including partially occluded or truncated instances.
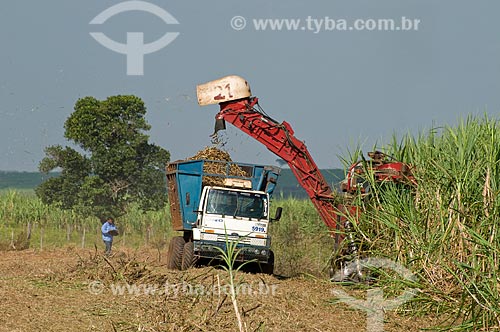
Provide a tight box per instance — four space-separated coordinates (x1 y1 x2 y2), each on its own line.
0 248 447 332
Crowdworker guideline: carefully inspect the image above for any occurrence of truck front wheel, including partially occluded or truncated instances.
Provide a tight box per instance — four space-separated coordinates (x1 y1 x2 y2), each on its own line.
167 236 185 270
181 241 195 270
262 250 275 275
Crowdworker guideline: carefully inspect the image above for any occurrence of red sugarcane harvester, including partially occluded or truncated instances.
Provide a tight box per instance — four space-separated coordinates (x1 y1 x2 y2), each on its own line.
197 75 415 279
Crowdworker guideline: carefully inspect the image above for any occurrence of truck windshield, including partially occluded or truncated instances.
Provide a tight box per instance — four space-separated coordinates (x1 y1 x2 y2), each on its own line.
206 189 267 219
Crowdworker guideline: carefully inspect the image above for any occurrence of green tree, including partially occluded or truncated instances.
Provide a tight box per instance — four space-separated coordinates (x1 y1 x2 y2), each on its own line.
36 95 170 218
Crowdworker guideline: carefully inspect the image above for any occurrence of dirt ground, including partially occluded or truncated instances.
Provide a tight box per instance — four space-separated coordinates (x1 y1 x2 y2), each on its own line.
0 248 447 332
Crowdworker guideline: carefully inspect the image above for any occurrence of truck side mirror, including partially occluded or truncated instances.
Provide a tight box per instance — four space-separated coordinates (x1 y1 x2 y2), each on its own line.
271 207 282 222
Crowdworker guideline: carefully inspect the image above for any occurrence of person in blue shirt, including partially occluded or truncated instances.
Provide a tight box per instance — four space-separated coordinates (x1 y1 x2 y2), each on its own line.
101 217 118 255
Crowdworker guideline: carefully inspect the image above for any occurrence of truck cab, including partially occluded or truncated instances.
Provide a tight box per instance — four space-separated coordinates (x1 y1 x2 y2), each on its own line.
166 159 281 274
193 185 275 265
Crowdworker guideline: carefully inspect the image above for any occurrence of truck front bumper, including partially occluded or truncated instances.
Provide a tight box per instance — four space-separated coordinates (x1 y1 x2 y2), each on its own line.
193 240 271 264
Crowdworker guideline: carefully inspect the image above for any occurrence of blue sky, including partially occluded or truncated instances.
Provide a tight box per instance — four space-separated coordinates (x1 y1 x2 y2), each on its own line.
1 1 499 171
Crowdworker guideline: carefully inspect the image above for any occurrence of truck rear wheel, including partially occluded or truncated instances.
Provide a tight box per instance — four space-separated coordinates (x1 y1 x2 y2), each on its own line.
181 241 195 270
167 236 185 270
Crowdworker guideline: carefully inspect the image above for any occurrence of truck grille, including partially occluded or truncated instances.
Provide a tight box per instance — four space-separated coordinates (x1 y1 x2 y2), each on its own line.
216 235 252 244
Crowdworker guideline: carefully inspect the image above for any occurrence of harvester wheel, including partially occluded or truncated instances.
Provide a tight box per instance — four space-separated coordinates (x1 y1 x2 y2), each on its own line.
181 241 195 270
167 236 185 270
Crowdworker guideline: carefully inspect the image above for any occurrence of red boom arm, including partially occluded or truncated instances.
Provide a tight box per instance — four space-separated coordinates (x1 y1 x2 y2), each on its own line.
214 97 356 244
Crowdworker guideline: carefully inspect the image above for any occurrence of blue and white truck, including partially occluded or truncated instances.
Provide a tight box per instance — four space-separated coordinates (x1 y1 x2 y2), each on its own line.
165 159 282 274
